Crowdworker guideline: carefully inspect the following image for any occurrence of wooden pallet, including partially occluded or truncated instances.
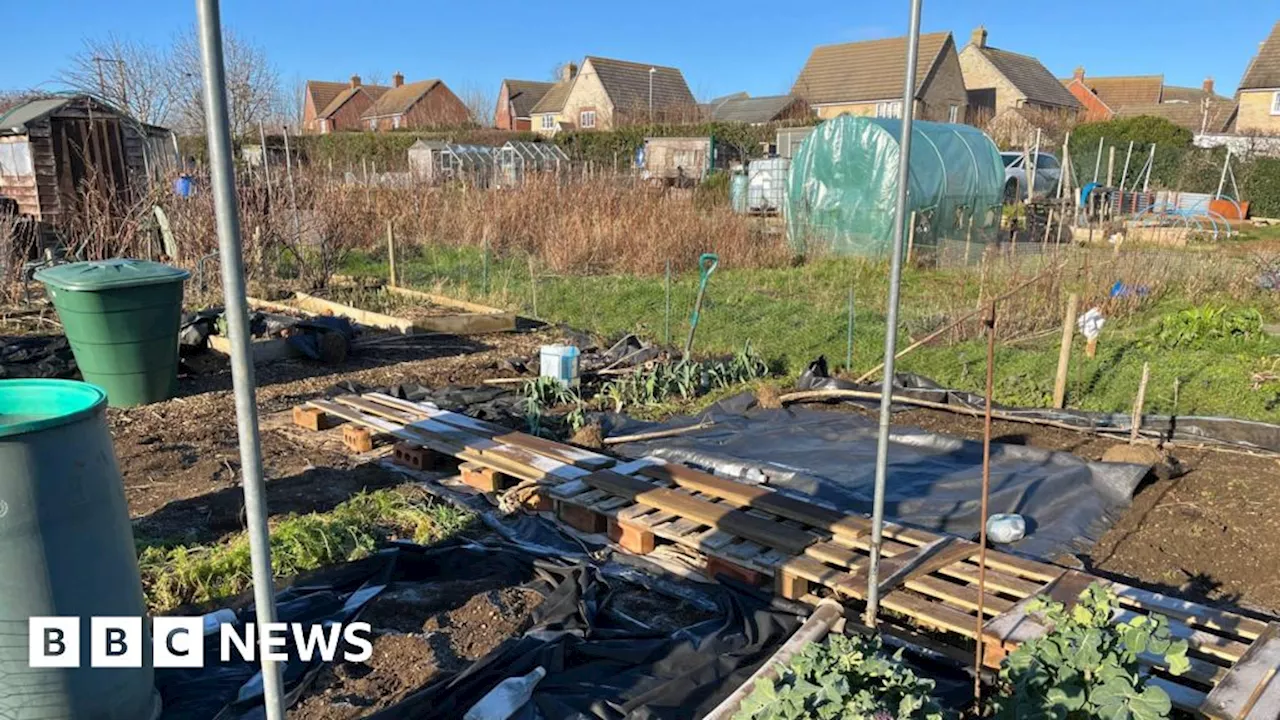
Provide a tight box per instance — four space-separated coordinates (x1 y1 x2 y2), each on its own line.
295 391 1280 717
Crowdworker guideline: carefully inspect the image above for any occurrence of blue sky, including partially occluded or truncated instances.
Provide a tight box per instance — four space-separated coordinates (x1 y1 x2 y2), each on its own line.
2 0 1273 100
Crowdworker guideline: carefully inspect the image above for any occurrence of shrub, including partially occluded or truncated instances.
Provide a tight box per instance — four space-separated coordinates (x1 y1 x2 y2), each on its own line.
735 633 945 720
1152 305 1264 349
1071 117 1194 152
991 582 1189 720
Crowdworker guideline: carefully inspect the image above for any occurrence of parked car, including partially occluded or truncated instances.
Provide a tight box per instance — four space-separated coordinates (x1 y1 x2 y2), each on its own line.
1001 151 1061 203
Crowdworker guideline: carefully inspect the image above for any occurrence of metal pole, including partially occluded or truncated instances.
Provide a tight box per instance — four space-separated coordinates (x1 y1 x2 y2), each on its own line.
664 259 672 346
1215 146 1232 199
865 0 922 627
194 2 286 718
281 125 302 246
257 120 272 196
973 300 996 709
1092 136 1104 183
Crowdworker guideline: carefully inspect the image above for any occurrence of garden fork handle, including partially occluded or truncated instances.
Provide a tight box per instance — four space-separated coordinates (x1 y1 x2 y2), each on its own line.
682 253 720 360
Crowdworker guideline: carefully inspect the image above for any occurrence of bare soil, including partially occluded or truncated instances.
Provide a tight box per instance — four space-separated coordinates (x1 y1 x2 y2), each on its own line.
887 406 1280 616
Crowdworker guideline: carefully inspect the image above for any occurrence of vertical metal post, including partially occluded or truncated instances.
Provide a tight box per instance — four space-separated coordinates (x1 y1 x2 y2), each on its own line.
664 259 672 346
194 2 286 718
1215 146 1232 199
282 125 301 246
865 0 922 626
1092 136 1104 184
257 120 272 195
973 300 997 708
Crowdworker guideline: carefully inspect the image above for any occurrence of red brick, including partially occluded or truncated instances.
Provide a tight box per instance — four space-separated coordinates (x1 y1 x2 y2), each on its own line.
521 488 553 513
293 406 329 431
459 462 511 492
608 517 655 554
342 425 373 453
706 556 765 586
392 442 445 471
556 501 607 534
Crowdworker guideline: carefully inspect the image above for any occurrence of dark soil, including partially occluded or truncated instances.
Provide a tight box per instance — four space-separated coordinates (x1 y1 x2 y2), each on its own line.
290 578 544 720
885 406 1280 615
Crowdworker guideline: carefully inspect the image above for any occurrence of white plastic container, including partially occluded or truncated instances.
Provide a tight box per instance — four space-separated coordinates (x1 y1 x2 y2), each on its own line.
540 344 580 388
987 513 1027 544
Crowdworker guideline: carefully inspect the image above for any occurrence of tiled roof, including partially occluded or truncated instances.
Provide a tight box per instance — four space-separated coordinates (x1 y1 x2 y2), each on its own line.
1061 75 1164 109
1114 100 1236 133
1240 21 1280 90
504 80 555 118
586 56 695 112
306 81 348 115
975 46 1080 108
362 79 441 118
1161 85 1230 104
318 85 390 119
791 32 952 104
709 95 804 124
530 80 572 114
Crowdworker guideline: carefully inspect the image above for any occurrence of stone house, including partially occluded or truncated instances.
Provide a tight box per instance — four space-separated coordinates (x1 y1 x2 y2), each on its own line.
957 26 1079 124
1236 21 1280 134
529 57 697 136
790 31 968 123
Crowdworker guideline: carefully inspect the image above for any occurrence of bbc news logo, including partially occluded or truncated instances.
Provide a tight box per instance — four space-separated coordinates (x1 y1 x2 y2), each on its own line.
29 617 373 668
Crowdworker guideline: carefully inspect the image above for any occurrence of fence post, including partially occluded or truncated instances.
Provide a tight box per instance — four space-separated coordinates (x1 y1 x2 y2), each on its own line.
664 259 672 346
845 286 855 371
1052 293 1079 408
386 220 397 287
905 211 916 264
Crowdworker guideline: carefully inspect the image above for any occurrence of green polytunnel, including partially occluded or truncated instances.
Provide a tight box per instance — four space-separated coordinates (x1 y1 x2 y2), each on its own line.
785 116 1005 258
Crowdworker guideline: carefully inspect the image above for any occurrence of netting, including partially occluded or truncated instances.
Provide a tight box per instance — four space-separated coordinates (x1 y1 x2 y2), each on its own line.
785 116 1005 258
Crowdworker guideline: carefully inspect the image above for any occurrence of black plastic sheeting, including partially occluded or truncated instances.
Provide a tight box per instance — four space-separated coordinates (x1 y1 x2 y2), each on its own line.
156 539 810 720
797 357 1280 453
609 391 1148 561
0 334 76 378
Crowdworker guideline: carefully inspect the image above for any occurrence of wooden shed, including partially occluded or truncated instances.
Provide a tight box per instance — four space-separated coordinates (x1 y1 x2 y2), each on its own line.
0 95 176 225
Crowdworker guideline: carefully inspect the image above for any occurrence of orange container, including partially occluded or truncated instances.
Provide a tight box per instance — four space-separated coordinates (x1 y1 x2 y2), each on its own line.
1209 198 1249 220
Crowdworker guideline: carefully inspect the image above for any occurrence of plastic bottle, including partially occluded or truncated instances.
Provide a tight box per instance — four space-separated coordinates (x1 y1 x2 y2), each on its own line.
986 513 1027 544
463 666 547 720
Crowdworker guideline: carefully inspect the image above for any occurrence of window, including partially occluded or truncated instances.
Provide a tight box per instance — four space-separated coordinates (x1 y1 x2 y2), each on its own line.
392 115 402 129
1272 91 1280 115
367 118 377 130
875 101 902 118
0 141 34 176
580 110 596 128
948 105 959 123
318 118 328 133
541 114 555 130
1034 153 1060 170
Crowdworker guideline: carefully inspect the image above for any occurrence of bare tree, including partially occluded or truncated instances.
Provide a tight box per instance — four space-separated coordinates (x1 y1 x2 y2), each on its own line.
172 26 284 136
60 34 181 125
456 81 497 127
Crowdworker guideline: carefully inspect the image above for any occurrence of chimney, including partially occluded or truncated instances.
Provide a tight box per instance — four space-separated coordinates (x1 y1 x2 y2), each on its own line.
1073 66 1085 82
393 72 404 88
971 25 987 48
350 74 361 88
1202 76 1214 95
561 62 577 84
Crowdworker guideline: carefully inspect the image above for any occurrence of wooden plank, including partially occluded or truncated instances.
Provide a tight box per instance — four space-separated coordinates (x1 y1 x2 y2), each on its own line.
549 479 590 499
384 284 515 315
726 540 766 561
694 528 737 550
934 561 1049 599
413 311 517 335
595 496 632 512
902 575 1013 617
291 291 417 333
569 489 610 507
806 541 866 568
334 395 423 425
1150 676 1210 714
877 537 977 596
779 556 866 597
207 334 297 363
581 470 817 555
1109 581 1266 641
880 590 981 639
1115 610 1250 664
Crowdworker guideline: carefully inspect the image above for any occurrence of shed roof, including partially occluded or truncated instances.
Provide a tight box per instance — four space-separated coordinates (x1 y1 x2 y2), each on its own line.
1061 75 1164 109
319 85 390 119
587 56 696 111
971 46 1080 108
504 79 556 117
1240 21 1280 90
362 79 443 118
530 80 573 114
709 95 804 123
791 32 952 104
0 97 73 133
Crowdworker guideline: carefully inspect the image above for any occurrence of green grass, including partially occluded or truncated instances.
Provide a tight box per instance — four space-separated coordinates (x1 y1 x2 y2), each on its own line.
342 246 1280 422
137 490 473 612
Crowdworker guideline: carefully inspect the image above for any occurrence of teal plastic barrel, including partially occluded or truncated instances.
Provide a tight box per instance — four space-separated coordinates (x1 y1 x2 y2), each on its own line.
0 379 157 719
36 260 190 407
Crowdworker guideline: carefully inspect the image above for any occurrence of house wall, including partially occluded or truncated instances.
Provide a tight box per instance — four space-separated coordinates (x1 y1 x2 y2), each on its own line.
495 82 516 130
560 60 615 131
958 47 1025 114
814 102 879 119
302 89 323 133
325 92 376 133
374 84 471 131
917 44 968 122
1236 90 1280 133
1064 81 1112 121
531 112 559 136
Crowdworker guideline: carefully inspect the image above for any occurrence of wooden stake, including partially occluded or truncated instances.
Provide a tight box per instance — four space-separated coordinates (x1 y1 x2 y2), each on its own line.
1053 293 1079 409
1106 146 1116 187
965 213 973 263
906 210 917 264
386 220 397 287
973 300 997 710
528 255 538 319
1130 362 1151 445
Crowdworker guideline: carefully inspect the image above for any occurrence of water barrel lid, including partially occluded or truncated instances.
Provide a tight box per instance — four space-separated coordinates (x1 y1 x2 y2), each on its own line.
0 379 107 439
35 259 190 291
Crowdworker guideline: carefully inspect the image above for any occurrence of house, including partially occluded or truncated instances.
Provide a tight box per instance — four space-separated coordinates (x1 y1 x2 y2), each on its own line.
1235 20 1280 134
1062 68 1236 131
495 79 555 131
0 95 175 226
958 26 1079 123
1061 69 1163 121
360 73 470 131
791 31 968 122
705 94 810 125
301 76 389 134
530 57 697 136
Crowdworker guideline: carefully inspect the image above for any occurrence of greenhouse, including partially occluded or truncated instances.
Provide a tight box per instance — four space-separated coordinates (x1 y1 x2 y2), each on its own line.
785 116 1005 258
496 141 569 186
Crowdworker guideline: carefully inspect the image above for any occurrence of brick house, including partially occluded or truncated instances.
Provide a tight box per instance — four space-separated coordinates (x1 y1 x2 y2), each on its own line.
301 76 389 134
791 31 968 123
530 57 697 136
360 73 470 131
1061 68 1235 132
495 79 555 131
957 26 1079 123
1235 21 1280 134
